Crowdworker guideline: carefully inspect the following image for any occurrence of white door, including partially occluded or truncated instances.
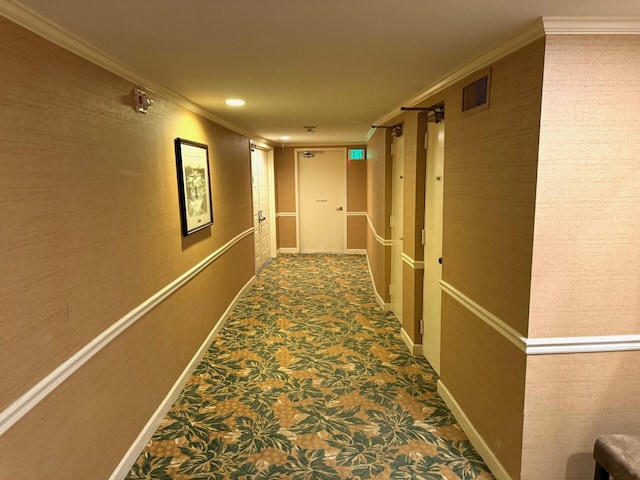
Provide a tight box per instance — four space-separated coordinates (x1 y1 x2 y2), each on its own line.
251 147 271 271
423 119 445 374
390 134 404 323
297 150 345 253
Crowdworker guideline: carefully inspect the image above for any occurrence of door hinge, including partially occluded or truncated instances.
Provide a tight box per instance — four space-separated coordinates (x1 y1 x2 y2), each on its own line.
419 318 424 335
421 228 425 245
424 132 428 150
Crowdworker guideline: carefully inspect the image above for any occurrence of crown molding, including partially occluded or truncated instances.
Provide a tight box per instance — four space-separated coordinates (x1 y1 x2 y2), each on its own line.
369 18 546 131
542 16 640 34
368 15 640 138
0 0 271 144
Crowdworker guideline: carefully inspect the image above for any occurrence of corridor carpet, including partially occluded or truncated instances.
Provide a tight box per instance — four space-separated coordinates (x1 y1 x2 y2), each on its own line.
126 254 494 480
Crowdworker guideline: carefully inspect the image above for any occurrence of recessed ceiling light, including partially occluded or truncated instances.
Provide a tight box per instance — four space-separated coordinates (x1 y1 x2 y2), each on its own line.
225 99 246 106
280 136 290 141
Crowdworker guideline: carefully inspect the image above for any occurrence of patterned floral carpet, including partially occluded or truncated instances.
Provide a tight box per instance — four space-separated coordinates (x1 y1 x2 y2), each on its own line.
126 254 494 480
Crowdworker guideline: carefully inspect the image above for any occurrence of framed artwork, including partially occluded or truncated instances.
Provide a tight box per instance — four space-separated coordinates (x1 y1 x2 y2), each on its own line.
174 138 214 235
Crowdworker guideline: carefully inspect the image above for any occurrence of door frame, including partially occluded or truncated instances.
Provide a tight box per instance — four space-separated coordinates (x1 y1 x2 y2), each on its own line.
294 147 348 253
251 141 276 268
422 118 445 375
390 134 405 323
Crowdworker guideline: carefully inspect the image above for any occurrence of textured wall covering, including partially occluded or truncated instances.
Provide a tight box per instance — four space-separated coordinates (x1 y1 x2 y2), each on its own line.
531 34 640 339
274 147 296 213
347 156 367 212
366 129 393 302
0 16 254 479
521 34 640 480
443 39 544 338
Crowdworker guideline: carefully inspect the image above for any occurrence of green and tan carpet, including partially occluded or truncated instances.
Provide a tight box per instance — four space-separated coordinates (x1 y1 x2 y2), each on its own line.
126 254 494 480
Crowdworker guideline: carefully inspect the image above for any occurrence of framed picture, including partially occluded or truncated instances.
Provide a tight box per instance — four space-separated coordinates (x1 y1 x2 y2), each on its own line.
174 138 214 235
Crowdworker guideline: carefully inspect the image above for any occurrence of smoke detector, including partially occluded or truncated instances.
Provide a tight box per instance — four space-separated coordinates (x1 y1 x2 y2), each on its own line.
303 125 316 133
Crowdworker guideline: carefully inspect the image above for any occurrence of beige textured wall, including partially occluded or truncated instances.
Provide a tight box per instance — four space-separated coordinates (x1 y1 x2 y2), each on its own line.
0 17 254 478
443 39 544 337
441 296 526 478
530 34 640 338
347 216 367 249
274 147 296 213
276 216 297 249
522 352 640 480
436 38 545 478
366 129 393 302
347 156 367 212
521 34 640 480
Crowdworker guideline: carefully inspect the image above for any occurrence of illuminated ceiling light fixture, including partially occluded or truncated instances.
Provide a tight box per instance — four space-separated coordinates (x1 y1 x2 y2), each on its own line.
225 99 246 106
279 135 290 148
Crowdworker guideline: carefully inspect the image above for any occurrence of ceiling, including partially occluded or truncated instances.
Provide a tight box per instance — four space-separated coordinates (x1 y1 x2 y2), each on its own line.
3 0 640 145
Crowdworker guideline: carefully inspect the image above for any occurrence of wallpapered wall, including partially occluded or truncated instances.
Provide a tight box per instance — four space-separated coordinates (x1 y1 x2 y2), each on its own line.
0 16 255 479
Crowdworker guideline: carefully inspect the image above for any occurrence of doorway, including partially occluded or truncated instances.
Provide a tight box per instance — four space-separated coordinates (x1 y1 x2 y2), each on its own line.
296 149 346 253
390 133 405 323
251 146 272 272
422 118 445 375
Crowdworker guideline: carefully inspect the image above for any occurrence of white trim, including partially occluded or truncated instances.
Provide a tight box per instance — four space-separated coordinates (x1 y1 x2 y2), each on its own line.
0 1 273 147
109 275 256 480
368 20 545 140
0 227 254 437
401 252 424 270
526 335 640 355
440 280 527 352
401 327 423 356
345 249 366 255
440 280 640 355
366 213 392 247
276 212 297 218
278 247 299 254
346 211 367 217
365 251 391 312
266 148 277 260
438 381 512 480
542 16 640 34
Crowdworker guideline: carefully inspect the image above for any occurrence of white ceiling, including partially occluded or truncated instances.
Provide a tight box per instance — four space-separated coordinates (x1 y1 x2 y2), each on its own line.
4 0 640 145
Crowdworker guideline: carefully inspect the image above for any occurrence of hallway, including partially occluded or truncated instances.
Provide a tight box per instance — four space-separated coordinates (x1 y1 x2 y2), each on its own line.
126 255 493 479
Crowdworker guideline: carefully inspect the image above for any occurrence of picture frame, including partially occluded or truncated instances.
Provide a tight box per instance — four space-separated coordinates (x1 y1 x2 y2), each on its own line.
174 138 214 235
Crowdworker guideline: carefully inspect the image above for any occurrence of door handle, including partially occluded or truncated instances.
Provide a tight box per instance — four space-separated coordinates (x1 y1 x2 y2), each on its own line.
336 206 343 211
438 257 443 264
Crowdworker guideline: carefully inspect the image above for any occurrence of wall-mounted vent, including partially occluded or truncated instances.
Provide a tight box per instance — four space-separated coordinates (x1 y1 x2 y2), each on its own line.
462 68 491 114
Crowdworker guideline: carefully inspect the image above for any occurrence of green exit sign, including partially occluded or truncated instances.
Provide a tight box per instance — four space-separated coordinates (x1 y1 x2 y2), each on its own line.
349 148 366 160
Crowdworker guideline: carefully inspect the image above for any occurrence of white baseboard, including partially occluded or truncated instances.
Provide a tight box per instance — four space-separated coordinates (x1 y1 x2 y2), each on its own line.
109 275 256 480
278 247 299 254
401 327 422 356
364 251 391 311
345 249 366 255
437 381 512 480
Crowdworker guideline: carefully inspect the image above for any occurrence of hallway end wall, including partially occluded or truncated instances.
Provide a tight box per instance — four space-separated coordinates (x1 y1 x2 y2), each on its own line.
273 146 367 253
